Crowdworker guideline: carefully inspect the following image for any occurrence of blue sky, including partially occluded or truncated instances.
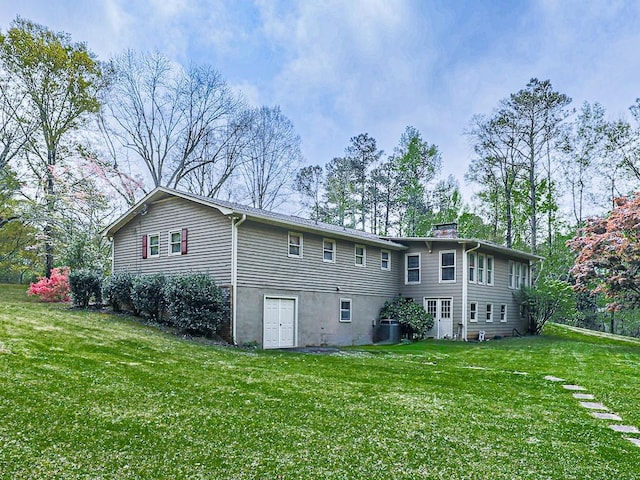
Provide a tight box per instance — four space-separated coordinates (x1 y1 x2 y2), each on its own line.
3 1 640 202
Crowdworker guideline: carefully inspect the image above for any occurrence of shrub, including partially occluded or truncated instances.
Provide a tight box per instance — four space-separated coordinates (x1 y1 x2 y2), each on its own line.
164 274 224 336
131 274 166 320
27 267 70 302
103 271 135 313
68 269 103 308
380 296 434 339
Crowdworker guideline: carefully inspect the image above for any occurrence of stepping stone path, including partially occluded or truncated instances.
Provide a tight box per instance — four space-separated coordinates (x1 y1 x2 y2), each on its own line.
544 375 640 449
592 412 622 421
579 401 608 410
562 384 587 391
573 393 595 400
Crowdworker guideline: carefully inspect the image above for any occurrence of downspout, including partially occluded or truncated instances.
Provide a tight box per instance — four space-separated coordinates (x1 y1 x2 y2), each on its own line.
462 242 481 341
231 214 247 345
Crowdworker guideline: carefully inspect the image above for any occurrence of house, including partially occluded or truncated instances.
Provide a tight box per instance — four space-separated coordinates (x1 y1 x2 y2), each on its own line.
103 187 542 348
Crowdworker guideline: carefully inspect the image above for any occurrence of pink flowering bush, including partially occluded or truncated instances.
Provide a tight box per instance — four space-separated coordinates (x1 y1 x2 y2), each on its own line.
27 267 71 302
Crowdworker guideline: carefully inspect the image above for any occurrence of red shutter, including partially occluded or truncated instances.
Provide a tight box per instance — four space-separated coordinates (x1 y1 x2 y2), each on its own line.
142 235 148 259
181 228 188 255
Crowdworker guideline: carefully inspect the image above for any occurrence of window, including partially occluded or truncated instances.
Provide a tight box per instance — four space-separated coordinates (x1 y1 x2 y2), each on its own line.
509 261 529 289
486 256 494 285
478 254 485 284
168 228 188 256
470 302 477 322
405 253 421 284
146 233 160 258
381 250 391 271
288 232 303 258
486 303 493 322
468 252 476 283
355 245 366 267
440 251 456 282
339 298 352 322
508 261 515 289
323 239 336 263
500 304 507 322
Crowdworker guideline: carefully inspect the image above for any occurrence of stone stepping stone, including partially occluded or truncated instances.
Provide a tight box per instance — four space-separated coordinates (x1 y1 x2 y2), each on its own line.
573 393 595 400
544 375 565 382
580 402 608 410
513 371 528 375
591 412 622 421
563 384 586 391
624 437 640 448
610 425 639 433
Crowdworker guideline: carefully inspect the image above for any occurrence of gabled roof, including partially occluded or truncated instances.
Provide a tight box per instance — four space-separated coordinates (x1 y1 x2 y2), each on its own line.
102 187 408 250
385 236 544 262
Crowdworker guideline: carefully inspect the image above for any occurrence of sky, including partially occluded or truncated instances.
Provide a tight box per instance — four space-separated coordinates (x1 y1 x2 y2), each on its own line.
2 0 640 204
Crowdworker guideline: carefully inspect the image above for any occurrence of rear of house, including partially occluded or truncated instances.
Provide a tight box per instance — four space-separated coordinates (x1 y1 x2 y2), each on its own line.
104 187 542 348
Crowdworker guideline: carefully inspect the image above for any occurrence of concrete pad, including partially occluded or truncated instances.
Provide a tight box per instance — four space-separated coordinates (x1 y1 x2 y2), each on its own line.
573 393 595 400
544 375 565 382
624 437 640 448
610 425 640 433
591 412 622 421
580 402 608 410
563 384 586 391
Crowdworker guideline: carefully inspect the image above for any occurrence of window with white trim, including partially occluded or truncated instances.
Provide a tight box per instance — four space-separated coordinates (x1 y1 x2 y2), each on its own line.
148 233 160 257
522 264 529 287
168 230 188 256
339 298 352 322
355 245 366 267
470 302 477 322
478 254 485 284
405 253 421 284
500 304 507 322
381 250 391 271
440 250 456 282
516 262 522 288
486 303 493 322
508 260 515 289
288 232 303 258
468 252 476 283
486 256 494 285
323 239 336 263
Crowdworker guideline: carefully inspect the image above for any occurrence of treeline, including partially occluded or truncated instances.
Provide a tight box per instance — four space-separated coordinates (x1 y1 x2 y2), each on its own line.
293 128 487 238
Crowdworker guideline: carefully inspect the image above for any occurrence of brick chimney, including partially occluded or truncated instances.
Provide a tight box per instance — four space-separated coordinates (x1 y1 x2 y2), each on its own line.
432 222 458 238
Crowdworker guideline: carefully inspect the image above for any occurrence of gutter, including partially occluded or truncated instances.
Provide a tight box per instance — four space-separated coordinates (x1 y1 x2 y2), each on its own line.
231 214 247 345
461 242 481 341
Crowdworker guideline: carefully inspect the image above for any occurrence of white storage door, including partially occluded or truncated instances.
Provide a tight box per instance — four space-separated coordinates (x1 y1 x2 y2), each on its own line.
263 297 296 348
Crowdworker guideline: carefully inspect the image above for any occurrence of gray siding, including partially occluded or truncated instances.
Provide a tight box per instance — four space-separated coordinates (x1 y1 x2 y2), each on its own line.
236 286 388 347
466 251 528 339
400 241 464 337
112 197 232 285
236 220 401 296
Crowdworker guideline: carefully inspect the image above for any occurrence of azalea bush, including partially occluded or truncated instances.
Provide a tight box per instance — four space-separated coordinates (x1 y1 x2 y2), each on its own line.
27 267 70 302
380 296 433 339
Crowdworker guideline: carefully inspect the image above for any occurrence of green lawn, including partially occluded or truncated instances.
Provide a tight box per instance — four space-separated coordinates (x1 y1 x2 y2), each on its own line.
1 284 640 479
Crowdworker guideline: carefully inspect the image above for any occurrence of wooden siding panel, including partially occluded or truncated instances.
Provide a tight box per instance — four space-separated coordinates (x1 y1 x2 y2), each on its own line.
236 220 400 297
112 197 232 284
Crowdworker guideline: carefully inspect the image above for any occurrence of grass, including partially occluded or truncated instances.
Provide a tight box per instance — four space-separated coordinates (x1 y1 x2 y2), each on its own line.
1 284 640 479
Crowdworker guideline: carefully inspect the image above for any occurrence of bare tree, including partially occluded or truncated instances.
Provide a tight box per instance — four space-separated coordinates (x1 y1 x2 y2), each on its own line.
106 50 243 193
237 106 303 210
